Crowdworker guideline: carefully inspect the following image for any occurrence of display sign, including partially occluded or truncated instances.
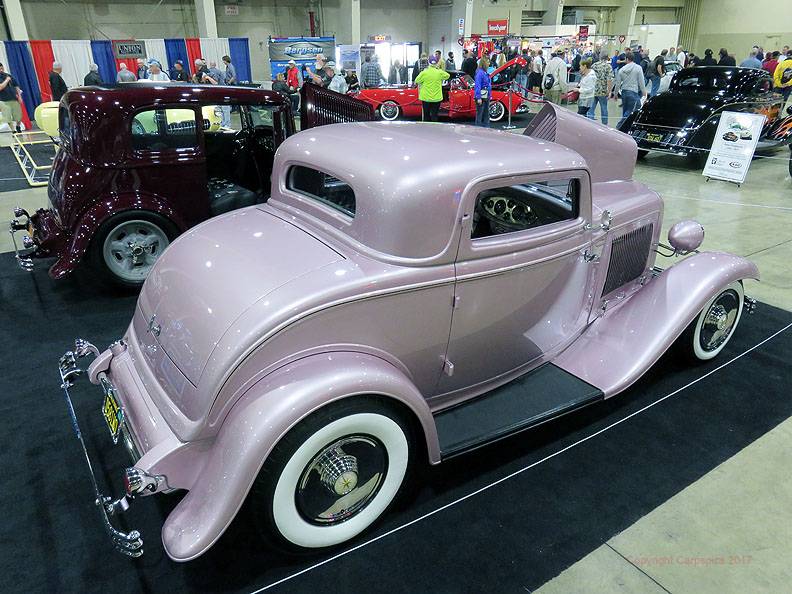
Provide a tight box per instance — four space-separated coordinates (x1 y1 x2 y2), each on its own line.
702 111 766 184
113 40 146 60
268 37 336 62
579 25 589 41
338 44 360 74
268 36 336 78
487 19 509 36
368 34 392 42
224 5 239 16
458 18 465 35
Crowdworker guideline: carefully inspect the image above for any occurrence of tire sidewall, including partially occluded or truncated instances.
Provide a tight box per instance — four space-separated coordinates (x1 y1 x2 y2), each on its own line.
691 281 744 361
89 210 177 290
269 409 410 549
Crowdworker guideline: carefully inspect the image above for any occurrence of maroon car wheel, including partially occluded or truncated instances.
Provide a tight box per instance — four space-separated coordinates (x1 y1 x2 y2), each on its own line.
89 211 177 289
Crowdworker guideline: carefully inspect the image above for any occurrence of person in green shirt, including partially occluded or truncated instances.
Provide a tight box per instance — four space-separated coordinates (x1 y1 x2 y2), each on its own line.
414 56 450 121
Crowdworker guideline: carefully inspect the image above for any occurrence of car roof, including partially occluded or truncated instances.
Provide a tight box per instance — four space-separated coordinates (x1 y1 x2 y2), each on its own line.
271 121 587 262
63 83 288 109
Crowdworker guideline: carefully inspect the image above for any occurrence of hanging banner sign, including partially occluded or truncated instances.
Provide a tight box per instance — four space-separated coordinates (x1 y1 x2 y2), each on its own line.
618 35 626 44
268 36 336 78
702 111 766 184
487 19 509 36
579 25 589 41
338 44 360 74
458 18 465 35
113 40 146 60
268 37 336 62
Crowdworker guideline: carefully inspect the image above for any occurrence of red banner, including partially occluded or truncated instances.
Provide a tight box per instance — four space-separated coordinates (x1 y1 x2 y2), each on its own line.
487 19 509 36
579 25 589 41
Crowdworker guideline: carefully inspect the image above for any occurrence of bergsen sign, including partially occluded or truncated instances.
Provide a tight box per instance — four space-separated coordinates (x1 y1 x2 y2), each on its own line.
487 19 508 36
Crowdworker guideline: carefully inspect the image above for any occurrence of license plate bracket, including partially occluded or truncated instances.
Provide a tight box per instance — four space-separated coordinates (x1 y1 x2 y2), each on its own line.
102 389 123 444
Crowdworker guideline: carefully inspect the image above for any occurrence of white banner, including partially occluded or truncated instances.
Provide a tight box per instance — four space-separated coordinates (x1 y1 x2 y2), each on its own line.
702 111 766 185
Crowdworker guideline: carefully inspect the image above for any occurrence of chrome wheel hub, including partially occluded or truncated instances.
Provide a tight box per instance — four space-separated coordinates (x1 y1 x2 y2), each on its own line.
102 220 169 282
296 435 387 525
317 447 359 496
700 290 739 352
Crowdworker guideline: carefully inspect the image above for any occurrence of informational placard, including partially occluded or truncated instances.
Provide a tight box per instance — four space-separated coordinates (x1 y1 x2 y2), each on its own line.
458 18 465 35
338 44 360 74
702 111 766 184
487 19 508 36
113 40 146 60
268 36 336 78
224 5 238 16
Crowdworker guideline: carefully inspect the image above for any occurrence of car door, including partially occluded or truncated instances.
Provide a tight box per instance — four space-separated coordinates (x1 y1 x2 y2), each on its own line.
128 106 209 226
435 170 595 396
447 75 473 116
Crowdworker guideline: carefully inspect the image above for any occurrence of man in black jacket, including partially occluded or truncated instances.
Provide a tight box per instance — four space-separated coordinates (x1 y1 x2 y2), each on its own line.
83 64 102 86
49 62 68 101
461 49 477 78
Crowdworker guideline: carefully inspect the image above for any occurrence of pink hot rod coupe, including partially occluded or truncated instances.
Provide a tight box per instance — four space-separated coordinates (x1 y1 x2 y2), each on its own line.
59 104 757 561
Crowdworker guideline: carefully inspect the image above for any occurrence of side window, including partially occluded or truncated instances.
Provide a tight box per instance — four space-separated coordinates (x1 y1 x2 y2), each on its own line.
288 166 355 217
471 179 579 239
753 78 772 94
59 106 72 146
131 108 198 151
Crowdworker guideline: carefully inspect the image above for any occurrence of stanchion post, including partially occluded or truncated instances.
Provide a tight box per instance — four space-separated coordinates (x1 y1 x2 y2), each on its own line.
502 85 516 130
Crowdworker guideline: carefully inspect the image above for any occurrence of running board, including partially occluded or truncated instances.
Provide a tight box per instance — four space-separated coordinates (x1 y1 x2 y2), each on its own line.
434 364 603 458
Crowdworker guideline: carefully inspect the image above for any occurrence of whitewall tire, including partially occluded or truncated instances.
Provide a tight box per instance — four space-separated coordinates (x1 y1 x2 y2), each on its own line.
489 101 506 122
679 281 744 362
251 400 414 551
379 101 401 121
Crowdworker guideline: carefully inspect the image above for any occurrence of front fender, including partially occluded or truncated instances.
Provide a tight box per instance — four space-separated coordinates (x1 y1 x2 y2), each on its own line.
49 193 185 279
555 251 759 397
161 351 438 562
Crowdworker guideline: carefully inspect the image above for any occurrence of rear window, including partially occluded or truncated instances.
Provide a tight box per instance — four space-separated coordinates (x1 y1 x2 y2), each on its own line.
287 166 356 217
59 106 71 146
131 108 199 151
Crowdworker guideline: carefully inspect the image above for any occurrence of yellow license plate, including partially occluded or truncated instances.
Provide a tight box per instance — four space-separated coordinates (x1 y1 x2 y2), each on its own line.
646 133 664 143
102 390 122 441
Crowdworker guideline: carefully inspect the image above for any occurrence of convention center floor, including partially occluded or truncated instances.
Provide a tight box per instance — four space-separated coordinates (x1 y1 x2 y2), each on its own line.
0 102 790 594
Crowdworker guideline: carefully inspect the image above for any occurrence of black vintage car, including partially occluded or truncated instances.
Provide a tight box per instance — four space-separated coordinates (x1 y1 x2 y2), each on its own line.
619 66 792 162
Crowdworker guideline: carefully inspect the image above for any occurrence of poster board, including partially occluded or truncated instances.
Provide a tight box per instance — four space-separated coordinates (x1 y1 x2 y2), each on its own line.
268 36 336 79
702 111 766 184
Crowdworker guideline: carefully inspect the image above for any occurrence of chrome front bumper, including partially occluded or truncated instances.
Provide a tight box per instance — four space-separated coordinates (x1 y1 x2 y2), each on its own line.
58 339 145 557
9 206 36 271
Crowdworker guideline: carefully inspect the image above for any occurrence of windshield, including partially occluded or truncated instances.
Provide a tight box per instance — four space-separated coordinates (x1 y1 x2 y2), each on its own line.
671 70 735 92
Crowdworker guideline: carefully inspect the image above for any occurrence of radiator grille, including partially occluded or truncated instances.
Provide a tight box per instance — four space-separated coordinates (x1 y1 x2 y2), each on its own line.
602 224 653 295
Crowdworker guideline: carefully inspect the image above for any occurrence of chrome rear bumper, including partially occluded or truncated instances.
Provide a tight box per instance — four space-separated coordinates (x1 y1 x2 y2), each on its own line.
58 339 144 557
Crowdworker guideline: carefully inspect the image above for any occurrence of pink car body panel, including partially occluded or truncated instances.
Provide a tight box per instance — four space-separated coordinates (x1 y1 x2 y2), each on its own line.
84 106 758 561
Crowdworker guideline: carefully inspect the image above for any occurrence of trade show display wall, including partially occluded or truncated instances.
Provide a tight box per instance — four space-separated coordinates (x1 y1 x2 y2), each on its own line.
0 37 252 119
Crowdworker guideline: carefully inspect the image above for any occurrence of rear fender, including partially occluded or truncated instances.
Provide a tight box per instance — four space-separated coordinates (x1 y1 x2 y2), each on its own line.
49 193 185 279
554 252 759 397
161 351 438 562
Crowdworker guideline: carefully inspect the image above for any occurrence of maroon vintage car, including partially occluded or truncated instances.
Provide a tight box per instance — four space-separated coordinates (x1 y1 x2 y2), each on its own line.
10 83 372 288
353 57 530 122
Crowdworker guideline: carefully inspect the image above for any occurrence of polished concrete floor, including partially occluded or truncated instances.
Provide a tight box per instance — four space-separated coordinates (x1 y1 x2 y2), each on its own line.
0 102 790 593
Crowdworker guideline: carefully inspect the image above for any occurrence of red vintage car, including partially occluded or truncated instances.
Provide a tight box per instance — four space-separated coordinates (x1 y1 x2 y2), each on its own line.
354 57 529 122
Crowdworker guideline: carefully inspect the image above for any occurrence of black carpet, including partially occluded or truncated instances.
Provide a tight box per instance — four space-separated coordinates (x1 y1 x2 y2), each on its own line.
1 251 791 594
0 146 31 192
0 142 55 192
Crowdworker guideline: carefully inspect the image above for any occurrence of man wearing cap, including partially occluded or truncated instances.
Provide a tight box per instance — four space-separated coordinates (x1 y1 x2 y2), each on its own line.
414 55 449 121
170 60 190 82
147 60 171 82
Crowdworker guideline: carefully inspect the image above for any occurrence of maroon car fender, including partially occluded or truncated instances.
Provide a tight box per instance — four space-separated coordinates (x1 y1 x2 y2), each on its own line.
49 192 187 279
161 351 439 562
554 252 759 397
